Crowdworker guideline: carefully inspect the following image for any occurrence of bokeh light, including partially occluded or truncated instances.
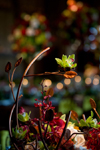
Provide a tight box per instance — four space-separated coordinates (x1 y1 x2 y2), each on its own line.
85 77 92 85
22 78 29 86
9 82 15 88
64 79 71 85
93 78 99 85
56 82 63 90
75 76 81 83
43 79 52 87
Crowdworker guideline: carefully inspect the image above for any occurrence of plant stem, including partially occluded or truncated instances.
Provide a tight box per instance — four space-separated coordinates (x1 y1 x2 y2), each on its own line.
44 121 49 139
38 120 49 150
94 108 100 119
15 47 50 129
55 111 71 150
62 132 86 146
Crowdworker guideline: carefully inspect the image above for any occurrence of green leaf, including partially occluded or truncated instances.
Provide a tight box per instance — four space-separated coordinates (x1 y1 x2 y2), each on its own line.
12 127 27 140
68 54 75 59
60 114 66 122
55 58 63 67
44 124 51 132
29 111 31 117
91 111 94 118
79 119 87 127
62 54 67 62
86 116 92 124
18 112 30 122
55 54 77 69
71 63 77 69
38 141 44 150
97 124 100 128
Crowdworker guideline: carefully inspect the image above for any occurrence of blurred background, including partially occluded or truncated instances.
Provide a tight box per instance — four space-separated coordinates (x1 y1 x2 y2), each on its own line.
0 0 100 145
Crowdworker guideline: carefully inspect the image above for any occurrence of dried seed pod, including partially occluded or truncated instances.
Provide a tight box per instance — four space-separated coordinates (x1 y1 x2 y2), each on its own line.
71 110 78 121
5 62 11 72
90 98 100 119
64 71 77 79
45 109 54 121
15 57 22 67
46 88 54 97
90 98 96 109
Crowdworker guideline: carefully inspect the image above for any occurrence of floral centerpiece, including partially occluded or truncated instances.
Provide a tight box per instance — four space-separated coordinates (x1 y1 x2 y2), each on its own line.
5 47 100 150
9 13 55 60
56 0 99 52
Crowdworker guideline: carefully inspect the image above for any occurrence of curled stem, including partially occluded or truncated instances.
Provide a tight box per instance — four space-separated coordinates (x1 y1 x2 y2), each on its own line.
15 47 50 129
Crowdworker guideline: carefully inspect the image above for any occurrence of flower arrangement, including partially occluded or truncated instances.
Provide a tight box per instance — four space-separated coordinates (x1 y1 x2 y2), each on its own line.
10 13 55 60
56 0 99 52
5 48 100 150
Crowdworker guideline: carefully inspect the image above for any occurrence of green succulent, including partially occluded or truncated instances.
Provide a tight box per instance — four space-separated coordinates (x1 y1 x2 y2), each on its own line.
12 127 27 140
55 54 77 69
79 111 100 128
18 111 31 122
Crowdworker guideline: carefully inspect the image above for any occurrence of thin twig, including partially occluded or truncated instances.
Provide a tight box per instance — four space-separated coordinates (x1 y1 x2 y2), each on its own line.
8 71 16 102
38 120 49 150
94 108 100 119
11 68 16 82
24 72 61 77
62 132 86 146
35 136 38 150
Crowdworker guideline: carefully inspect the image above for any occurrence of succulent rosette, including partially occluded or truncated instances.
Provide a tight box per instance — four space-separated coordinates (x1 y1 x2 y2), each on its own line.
55 54 77 71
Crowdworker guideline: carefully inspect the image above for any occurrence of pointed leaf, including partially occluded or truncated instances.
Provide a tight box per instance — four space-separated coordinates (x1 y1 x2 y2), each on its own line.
29 111 31 117
55 58 62 65
91 111 94 118
5 62 11 72
15 57 22 67
68 54 75 60
62 54 67 62
79 119 87 127
60 114 66 122
71 63 77 69
86 116 92 123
